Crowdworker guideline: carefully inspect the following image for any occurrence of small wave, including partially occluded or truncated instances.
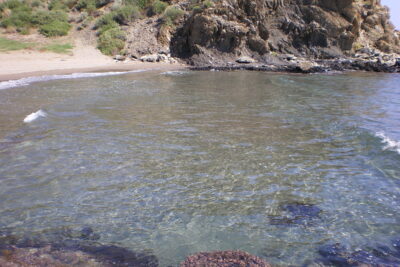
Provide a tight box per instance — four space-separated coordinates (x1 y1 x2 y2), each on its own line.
375 132 400 154
161 70 189 76
23 110 47 123
0 70 148 90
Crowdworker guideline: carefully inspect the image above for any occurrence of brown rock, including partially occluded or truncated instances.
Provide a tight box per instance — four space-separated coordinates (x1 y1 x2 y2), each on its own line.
180 250 271 267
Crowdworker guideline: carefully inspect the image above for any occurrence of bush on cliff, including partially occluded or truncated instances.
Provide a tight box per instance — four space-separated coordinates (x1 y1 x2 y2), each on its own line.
97 27 126 55
0 1 33 33
95 5 140 28
113 5 140 24
39 19 71 36
124 0 150 10
162 6 184 26
0 0 71 36
151 0 168 15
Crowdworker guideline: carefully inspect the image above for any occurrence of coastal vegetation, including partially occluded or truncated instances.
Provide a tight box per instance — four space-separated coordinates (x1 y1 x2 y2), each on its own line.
0 36 33 51
41 42 73 53
0 0 207 56
0 0 71 36
0 36 72 53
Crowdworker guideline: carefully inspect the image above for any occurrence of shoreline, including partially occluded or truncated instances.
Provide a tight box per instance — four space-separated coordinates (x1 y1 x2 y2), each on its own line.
1 50 399 84
0 43 187 82
1 58 399 84
189 57 400 74
0 62 188 82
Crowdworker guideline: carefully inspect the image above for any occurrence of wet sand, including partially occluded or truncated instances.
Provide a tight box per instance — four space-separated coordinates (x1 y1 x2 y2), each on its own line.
0 43 186 82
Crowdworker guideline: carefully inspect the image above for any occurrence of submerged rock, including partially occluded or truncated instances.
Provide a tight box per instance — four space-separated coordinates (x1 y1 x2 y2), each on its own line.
316 242 400 266
180 250 271 267
0 246 107 267
0 228 158 267
281 203 322 218
268 202 322 226
0 244 158 267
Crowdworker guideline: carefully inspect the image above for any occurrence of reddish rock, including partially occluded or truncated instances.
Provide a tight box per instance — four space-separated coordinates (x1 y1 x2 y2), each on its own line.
180 250 271 267
0 246 107 267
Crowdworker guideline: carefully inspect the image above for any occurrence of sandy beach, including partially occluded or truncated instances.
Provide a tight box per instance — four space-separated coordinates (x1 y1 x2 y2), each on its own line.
0 41 186 82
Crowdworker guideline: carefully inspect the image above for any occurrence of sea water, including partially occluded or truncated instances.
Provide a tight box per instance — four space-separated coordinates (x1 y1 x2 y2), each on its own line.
0 70 399 266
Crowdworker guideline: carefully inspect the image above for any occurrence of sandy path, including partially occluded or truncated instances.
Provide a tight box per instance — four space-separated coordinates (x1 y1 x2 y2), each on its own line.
0 39 186 81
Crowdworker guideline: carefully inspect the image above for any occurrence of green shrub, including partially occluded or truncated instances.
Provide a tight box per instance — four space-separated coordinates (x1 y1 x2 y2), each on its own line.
95 5 139 28
48 0 68 10
76 0 96 10
0 36 34 51
39 20 71 36
97 20 119 34
203 0 214 8
124 0 150 9
191 5 202 13
1 7 33 31
113 5 139 24
95 0 112 8
94 12 114 28
97 27 125 55
2 0 25 10
31 0 42 8
32 10 68 25
151 0 167 14
162 6 183 25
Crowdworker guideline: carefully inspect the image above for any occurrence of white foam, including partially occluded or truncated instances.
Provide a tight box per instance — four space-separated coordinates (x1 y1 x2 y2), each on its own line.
0 69 148 90
24 110 47 123
375 132 400 154
161 70 189 76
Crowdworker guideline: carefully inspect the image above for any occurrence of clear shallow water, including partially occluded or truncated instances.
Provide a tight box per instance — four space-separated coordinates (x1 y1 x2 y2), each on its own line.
0 70 399 266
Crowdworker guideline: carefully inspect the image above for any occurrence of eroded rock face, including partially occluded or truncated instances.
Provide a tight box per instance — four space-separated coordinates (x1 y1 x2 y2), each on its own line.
170 0 400 65
180 250 271 267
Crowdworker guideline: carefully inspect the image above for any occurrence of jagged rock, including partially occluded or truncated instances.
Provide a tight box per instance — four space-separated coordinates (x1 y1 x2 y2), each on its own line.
140 54 159 62
157 54 168 62
247 36 269 55
114 55 126 61
169 57 178 64
236 56 256 64
297 61 318 72
169 0 399 67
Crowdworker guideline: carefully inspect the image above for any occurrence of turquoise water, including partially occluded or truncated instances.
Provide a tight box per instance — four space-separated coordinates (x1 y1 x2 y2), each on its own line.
0 71 399 266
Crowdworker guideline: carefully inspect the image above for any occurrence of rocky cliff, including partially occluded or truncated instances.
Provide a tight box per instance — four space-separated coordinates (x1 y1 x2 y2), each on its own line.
164 0 400 66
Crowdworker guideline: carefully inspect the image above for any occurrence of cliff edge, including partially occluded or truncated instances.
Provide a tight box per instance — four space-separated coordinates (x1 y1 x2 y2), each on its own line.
167 0 399 68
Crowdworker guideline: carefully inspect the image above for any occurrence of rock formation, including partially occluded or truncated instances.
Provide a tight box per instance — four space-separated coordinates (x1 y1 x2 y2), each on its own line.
167 0 399 66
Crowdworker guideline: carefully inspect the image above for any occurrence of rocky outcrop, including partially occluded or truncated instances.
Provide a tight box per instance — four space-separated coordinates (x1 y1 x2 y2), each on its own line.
168 0 400 67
